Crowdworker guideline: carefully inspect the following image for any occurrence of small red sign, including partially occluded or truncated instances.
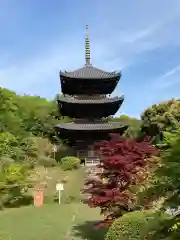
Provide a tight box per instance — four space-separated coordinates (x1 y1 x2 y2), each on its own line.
33 188 44 207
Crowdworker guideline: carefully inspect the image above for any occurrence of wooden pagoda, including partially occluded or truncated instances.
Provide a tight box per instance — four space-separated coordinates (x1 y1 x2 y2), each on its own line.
55 25 128 161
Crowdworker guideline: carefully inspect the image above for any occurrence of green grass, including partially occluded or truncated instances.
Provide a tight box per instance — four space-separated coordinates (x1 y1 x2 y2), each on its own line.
29 166 85 204
0 203 104 240
72 204 106 240
0 204 75 239
61 167 85 204
0 166 106 240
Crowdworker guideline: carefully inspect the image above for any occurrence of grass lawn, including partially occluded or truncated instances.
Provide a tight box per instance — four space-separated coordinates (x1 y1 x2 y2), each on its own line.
72 204 106 240
0 166 106 240
0 204 76 239
0 203 104 240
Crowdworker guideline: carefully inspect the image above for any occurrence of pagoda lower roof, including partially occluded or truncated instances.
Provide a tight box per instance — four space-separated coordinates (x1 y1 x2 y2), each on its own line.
55 121 127 131
60 64 121 79
58 96 124 104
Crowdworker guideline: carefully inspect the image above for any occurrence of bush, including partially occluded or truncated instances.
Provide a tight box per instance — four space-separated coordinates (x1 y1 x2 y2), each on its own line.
0 163 31 208
37 155 57 167
23 156 36 169
60 156 80 170
35 137 54 157
105 210 168 240
55 144 75 161
0 156 14 168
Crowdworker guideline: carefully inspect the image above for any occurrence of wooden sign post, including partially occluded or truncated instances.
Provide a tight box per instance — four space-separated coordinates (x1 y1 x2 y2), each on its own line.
33 188 44 207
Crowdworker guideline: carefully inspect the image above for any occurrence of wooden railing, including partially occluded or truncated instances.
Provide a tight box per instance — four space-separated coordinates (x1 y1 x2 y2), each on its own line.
85 157 100 166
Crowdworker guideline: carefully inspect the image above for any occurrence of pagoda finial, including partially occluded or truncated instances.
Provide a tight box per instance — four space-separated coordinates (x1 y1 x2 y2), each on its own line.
85 24 91 65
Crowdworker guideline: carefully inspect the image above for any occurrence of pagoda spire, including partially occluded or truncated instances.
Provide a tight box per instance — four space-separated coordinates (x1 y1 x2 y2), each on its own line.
85 24 91 65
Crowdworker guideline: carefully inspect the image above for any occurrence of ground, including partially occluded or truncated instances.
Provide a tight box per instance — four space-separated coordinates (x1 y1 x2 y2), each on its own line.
0 166 106 240
0 203 105 240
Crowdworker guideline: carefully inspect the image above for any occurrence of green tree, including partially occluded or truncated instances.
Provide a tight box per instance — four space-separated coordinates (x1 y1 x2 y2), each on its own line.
0 132 19 159
0 87 63 140
140 130 180 239
110 115 142 138
141 99 180 142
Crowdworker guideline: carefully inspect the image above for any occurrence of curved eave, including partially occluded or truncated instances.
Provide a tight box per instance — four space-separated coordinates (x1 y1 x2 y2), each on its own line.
57 96 124 104
59 68 121 80
60 73 121 95
55 122 128 131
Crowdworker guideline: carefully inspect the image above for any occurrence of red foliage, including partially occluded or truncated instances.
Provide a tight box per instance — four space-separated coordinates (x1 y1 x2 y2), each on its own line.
83 134 158 228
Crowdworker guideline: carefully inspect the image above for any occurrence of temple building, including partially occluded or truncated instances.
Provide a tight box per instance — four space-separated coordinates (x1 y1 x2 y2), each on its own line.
55 25 128 162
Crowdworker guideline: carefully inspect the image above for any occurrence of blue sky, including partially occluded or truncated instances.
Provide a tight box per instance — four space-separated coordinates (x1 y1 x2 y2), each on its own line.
0 0 180 118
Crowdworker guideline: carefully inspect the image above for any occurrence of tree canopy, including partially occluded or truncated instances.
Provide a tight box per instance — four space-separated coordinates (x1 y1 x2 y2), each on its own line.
141 99 180 140
0 87 60 138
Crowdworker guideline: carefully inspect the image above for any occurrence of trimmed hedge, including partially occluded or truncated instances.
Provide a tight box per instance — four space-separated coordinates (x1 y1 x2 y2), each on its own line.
105 210 168 240
60 156 80 170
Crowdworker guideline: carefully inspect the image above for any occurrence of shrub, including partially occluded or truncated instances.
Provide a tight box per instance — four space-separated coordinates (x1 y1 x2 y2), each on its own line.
19 136 39 159
35 137 54 157
0 132 18 158
0 163 31 208
60 156 80 170
23 156 36 169
105 210 168 240
0 156 14 168
37 155 57 167
55 144 75 161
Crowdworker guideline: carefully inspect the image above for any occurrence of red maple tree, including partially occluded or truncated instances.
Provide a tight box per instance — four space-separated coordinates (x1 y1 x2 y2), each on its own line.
83 134 158 228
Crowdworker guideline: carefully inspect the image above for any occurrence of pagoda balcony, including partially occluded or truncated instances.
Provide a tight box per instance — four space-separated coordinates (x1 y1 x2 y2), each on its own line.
57 95 124 118
60 65 121 95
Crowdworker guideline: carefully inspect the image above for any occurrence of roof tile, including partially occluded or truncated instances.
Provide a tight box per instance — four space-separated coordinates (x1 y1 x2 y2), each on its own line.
55 122 127 131
58 96 124 104
60 65 120 79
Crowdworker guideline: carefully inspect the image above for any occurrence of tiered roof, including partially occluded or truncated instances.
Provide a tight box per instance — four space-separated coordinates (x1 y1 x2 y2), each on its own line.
55 25 128 141
60 65 120 79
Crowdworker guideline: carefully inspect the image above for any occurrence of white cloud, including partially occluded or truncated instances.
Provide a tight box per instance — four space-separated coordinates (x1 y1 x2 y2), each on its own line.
0 0 180 97
0 25 158 95
163 65 180 78
0 24 158 92
153 64 180 89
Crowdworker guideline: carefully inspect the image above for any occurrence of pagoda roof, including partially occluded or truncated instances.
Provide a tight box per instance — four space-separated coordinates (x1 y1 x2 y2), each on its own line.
55 121 127 131
60 65 121 80
58 95 124 104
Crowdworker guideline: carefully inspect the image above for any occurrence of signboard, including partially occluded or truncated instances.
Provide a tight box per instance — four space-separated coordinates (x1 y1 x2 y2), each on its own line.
103 178 108 184
33 188 44 207
52 145 57 152
56 183 64 191
56 182 64 204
